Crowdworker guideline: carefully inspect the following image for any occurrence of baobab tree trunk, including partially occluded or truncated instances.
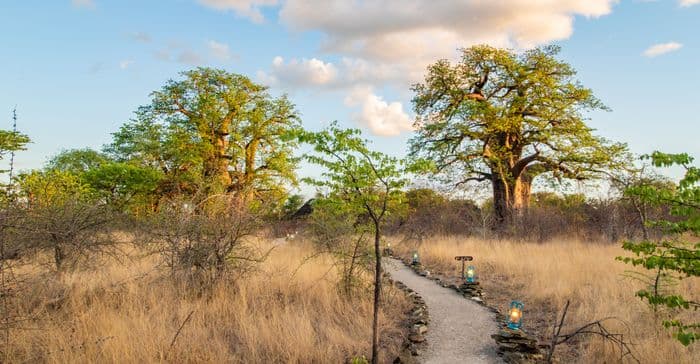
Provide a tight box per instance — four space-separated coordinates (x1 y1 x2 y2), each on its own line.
203 127 233 193
491 173 532 226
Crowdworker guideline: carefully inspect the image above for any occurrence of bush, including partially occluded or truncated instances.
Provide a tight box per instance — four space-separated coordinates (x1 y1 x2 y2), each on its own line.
145 197 266 288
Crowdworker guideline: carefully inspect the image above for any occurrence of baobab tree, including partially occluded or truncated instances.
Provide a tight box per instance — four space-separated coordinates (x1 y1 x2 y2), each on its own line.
111 68 300 202
410 45 628 225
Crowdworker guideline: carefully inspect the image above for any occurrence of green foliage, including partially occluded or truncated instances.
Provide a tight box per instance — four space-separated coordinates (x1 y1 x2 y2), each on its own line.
299 122 409 225
617 152 700 346
82 162 163 211
0 129 30 161
45 149 163 212
47 148 110 173
405 188 446 210
350 355 369 364
107 105 212 197
16 169 96 207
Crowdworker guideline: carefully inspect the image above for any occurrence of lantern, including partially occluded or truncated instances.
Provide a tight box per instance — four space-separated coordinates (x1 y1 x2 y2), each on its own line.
507 300 524 330
466 265 476 283
387 242 392 249
412 251 420 265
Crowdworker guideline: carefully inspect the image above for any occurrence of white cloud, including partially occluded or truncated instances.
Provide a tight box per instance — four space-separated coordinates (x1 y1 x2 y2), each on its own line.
272 0 619 94
71 0 95 9
680 0 700 7
258 55 407 89
280 0 616 63
197 0 278 23
643 42 683 57
207 40 234 62
259 56 338 87
119 60 134 69
344 86 413 137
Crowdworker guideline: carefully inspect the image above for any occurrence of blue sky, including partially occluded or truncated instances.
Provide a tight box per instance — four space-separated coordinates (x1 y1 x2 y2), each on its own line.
1 0 698 193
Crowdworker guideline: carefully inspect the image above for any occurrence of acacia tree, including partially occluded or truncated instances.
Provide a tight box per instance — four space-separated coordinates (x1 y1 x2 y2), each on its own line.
618 152 700 346
410 45 627 225
110 68 300 202
15 170 114 272
610 165 673 240
300 123 409 364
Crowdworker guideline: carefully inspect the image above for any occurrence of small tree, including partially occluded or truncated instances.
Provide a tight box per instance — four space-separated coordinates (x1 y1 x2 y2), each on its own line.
300 123 411 364
617 152 700 346
146 195 266 289
307 198 373 296
610 165 673 241
16 170 115 272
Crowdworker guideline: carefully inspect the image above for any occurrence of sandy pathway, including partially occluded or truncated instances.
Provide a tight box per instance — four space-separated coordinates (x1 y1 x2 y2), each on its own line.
384 258 502 364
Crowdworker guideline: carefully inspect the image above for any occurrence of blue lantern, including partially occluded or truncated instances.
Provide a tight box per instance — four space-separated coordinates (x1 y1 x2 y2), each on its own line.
507 300 524 330
412 251 420 265
466 265 476 283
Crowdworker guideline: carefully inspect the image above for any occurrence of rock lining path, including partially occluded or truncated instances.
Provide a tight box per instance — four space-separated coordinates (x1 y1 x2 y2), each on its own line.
384 258 503 364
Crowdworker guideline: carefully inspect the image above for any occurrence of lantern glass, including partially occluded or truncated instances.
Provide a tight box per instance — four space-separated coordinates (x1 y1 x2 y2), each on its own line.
412 251 420 264
507 300 524 330
466 265 476 283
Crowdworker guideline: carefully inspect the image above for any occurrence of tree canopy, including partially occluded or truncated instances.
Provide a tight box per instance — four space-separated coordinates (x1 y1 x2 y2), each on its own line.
409 45 628 224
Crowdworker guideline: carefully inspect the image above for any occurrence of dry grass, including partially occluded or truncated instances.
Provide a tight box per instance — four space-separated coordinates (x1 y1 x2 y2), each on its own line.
3 239 408 363
393 236 699 364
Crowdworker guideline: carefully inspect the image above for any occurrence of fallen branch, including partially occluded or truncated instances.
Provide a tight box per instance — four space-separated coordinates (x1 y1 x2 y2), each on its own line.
165 310 195 360
547 300 639 363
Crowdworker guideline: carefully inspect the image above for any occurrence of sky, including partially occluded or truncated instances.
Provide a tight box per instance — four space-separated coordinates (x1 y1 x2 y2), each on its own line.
1 0 699 195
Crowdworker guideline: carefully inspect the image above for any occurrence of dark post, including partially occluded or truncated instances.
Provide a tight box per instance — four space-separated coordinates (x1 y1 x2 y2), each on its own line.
454 256 473 278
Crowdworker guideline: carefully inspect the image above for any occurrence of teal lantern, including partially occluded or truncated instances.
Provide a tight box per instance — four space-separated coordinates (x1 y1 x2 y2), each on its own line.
507 300 524 330
412 251 420 265
465 265 476 283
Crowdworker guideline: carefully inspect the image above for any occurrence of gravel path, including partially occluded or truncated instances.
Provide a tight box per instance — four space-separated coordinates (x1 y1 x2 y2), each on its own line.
384 258 502 364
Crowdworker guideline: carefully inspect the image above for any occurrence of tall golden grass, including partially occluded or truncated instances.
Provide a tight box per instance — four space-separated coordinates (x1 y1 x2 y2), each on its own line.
394 236 699 364
4 240 408 363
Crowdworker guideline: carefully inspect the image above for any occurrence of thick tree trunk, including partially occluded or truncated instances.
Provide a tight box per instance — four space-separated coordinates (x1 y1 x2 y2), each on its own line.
491 173 532 226
371 221 382 364
492 173 510 225
204 128 232 193
514 172 532 211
